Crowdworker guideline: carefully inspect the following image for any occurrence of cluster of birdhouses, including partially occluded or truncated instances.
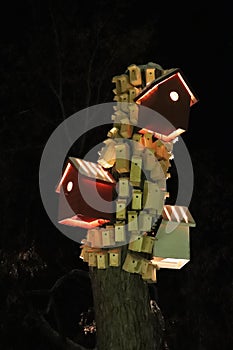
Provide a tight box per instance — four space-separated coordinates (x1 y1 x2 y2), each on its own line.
56 61 198 280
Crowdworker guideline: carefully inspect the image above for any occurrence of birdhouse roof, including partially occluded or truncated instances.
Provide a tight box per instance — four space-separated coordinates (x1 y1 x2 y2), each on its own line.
134 68 199 107
56 157 116 193
162 205 196 227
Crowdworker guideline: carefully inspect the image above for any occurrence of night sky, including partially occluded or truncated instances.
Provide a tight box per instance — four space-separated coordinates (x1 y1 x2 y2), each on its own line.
1 1 233 350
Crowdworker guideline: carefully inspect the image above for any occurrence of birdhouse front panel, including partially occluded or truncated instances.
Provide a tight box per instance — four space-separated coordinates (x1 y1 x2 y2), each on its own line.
153 221 190 260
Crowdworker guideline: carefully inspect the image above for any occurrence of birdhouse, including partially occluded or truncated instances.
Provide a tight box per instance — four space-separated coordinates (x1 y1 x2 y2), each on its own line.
88 249 99 267
116 199 127 220
150 160 166 181
152 205 196 269
97 139 116 169
102 226 115 247
132 133 144 155
132 189 142 210
129 104 139 125
96 251 109 269
115 142 130 173
119 118 134 139
143 181 165 214
128 211 138 231
80 245 90 263
87 228 103 248
109 248 121 267
141 262 157 282
118 177 130 198
141 235 155 254
56 157 116 228
134 68 198 135
122 252 142 274
130 155 142 186
127 64 142 86
143 148 156 171
139 211 152 231
114 222 126 242
128 232 143 252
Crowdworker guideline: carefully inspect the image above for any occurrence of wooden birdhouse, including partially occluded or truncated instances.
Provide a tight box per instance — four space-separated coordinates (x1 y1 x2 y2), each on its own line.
122 252 142 274
128 233 143 252
143 181 165 214
56 157 116 228
118 178 130 198
152 205 196 269
128 211 138 231
130 155 142 186
114 222 126 242
116 199 127 220
109 248 121 267
115 142 130 173
141 262 157 282
87 228 103 248
134 68 198 135
101 226 115 247
88 249 99 267
96 251 109 269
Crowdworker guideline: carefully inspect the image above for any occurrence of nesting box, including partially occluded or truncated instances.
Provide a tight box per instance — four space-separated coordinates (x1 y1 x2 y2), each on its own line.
128 211 138 231
97 139 116 169
129 155 142 186
143 148 156 171
87 228 102 248
56 157 116 228
80 245 90 262
116 199 127 220
114 222 126 242
118 178 130 198
102 226 115 247
96 251 109 269
132 133 144 155
134 68 198 135
115 142 130 173
141 235 155 254
127 64 142 86
132 190 142 210
128 233 143 252
152 205 196 269
128 104 139 125
120 118 133 138
141 263 157 282
109 248 121 267
122 253 142 274
139 211 152 231
143 181 165 214
88 249 99 267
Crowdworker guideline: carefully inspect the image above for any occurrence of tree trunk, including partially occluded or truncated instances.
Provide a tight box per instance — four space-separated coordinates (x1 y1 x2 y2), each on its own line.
89 246 165 350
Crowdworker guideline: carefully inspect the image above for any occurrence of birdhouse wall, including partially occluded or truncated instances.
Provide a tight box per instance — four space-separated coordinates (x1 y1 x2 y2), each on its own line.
153 221 190 260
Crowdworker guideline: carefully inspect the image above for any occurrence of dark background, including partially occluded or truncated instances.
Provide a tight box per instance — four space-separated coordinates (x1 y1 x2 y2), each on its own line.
1 1 233 349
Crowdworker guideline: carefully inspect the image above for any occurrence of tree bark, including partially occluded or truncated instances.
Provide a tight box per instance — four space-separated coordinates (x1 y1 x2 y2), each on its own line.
89 246 165 350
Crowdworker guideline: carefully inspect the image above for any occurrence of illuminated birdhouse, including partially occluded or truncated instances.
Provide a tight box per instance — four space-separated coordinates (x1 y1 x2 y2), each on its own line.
109 248 121 267
134 68 198 135
56 157 116 228
152 205 196 269
129 233 155 254
129 155 142 186
88 249 100 267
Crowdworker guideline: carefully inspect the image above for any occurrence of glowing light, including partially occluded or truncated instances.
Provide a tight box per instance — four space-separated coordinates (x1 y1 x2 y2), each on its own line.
170 91 179 101
66 181 73 192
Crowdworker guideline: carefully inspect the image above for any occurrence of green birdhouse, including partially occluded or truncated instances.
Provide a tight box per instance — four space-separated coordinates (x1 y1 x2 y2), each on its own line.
152 205 195 269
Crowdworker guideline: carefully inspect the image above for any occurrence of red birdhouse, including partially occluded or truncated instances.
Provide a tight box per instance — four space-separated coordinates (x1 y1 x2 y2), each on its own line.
134 68 198 135
56 157 116 229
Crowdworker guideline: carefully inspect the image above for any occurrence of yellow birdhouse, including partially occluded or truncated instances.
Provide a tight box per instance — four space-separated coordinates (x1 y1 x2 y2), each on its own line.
128 104 139 125
102 226 115 247
118 178 130 198
143 148 156 171
141 263 157 282
127 64 142 86
109 248 121 267
96 251 109 269
132 133 144 155
152 205 196 269
114 222 126 242
80 245 90 263
128 211 138 231
141 235 155 254
88 249 99 267
122 252 142 274
130 155 142 186
120 118 133 139
139 211 152 231
143 181 165 214
128 233 143 252
116 199 127 220
115 142 130 173
132 189 142 210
